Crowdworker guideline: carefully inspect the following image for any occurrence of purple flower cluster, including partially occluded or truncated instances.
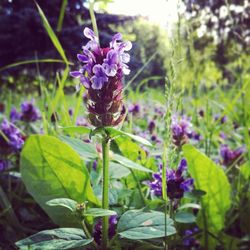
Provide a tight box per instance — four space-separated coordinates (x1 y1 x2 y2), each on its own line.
149 159 194 200
70 28 131 127
171 115 201 147
183 227 200 248
0 159 9 171
93 215 117 245
220 144 245 167
0 119 24 155
10 100 41 123
70 27 132 90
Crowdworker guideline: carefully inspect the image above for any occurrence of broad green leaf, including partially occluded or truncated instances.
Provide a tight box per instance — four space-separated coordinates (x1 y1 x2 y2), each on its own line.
20 135 100 226
183 144 231 233
112 154 152 173
46 198 77 212
35 3 68 64
85 208 116 217
105 127 153 147
174 211 196 224
117 210 176 240
60 126 91 135
16 228 93 249
177 203 201 210
59 135 97 160
109 162 130 179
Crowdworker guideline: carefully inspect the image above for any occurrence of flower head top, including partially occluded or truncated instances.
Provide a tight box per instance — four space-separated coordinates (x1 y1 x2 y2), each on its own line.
171 115 201 147
70 28 132 127
10 100 41 123
0 119 24 155
220 144 245 167
148 158 194 200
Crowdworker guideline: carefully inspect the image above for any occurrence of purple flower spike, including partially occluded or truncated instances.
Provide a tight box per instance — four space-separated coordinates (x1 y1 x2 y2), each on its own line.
70 27 131 127
148 158 193 200
20 100 41 122
0 119 24 154
220 144 245 166
91 64 108 89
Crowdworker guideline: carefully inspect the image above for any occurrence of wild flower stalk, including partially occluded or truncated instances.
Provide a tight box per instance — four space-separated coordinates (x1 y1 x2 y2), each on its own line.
70 27 131 249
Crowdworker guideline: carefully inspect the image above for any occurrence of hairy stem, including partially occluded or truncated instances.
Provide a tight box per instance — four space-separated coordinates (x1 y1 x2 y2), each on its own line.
102 136 110 250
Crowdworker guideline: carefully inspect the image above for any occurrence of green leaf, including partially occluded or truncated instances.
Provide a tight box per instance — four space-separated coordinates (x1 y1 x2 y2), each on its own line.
59 135 97 160
0 59 71 72
35 2 68 64
174 211 196 224
183 144 231 233
117 210 176 240
60 126 91 135
16 228 93 249
112 154 153 173
20 135 100 226
177 203 201 210
109 162 130 179
85 208 116 217
240 162 250 180
105 127 153 147
46 198 77 212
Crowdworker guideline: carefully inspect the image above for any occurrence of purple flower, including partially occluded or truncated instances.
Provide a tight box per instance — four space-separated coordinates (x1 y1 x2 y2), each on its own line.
70 28 131 127
0 119 24 155
10 108 21 122
92 160 97 171
91 64 108 89
220 144 245 166
93 215 117 245
183 227 200 248
128 103 140 115
0 159 9 171
148 159 193 200
103 50 118 77
148 120 156 134
20 101 41 122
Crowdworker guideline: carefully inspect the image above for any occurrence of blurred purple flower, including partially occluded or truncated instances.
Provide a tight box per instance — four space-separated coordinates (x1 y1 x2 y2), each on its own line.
20 101 41 122
10 108 21 122
0 159 9 171
128 103 140 115
171 115 201 146
0 119 24 155
148 159 194 200
148 120 156 134
220 144 245 166
93 215 117 245
183 227 200 248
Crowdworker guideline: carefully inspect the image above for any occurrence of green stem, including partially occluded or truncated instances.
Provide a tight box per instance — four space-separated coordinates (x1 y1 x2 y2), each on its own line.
130 169 146 205
89 0 99 43
81 220 98 249
102 136 110 250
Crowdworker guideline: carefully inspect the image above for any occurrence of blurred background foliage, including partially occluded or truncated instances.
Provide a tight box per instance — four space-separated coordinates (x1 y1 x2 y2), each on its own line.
0 0 249 91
